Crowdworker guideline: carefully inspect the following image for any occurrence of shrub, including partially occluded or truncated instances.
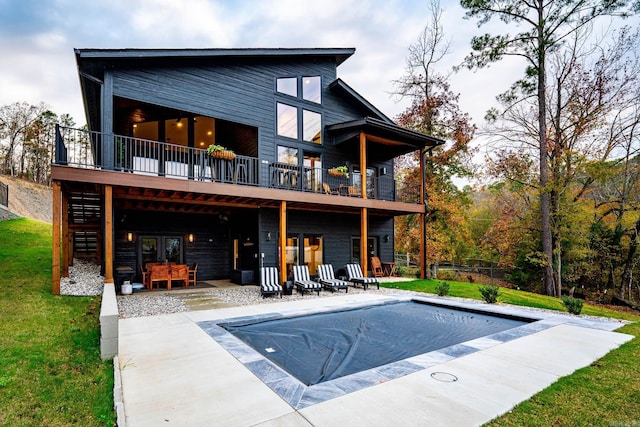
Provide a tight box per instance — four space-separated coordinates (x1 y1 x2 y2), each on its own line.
479 285 500 304
435 281 450 296
562 296 584 315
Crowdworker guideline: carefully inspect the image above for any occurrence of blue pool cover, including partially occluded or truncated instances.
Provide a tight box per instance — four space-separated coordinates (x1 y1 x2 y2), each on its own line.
222 301 530 386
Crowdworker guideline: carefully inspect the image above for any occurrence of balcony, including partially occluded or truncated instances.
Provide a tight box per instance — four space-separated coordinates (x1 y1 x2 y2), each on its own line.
54 126 421 204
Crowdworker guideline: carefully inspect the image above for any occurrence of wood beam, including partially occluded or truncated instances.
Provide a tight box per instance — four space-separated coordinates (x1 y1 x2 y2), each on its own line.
420 147 426 279
361 207 368 276
360 131 367 199
52 181 61 295
62 190 69 277
279 200 287 284
104 185 114 284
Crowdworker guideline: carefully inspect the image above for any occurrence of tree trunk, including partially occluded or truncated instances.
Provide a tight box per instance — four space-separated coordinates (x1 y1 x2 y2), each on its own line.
537 1 556 296
619 219 640 297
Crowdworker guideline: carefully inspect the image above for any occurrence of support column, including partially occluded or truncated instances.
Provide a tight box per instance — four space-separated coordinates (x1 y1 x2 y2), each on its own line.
361 207 368 276
420 148 426 279
104 185 114 284
52 181 61 295
359 131 367 199
279 200 287 284
62 190 69 277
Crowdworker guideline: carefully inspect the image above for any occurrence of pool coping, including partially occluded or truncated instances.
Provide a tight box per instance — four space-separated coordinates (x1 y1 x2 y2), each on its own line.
196 295 624 409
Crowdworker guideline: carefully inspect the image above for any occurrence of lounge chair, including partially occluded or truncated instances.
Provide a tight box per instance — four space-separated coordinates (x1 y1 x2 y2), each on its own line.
292 265 321 296
345 263 379 290
259 267 282 298
370 256 384 278
317 264 348 293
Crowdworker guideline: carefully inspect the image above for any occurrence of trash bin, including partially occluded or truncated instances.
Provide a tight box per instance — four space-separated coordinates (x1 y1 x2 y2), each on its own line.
284 280 293 296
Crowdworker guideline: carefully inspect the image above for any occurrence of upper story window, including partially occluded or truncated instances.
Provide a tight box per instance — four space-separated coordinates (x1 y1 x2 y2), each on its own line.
276 77 297 97
276 76 321 104
277 103 298 139
302 76 321 103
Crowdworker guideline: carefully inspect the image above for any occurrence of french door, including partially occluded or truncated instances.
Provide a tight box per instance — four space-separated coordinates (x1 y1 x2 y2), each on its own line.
140 235 183 265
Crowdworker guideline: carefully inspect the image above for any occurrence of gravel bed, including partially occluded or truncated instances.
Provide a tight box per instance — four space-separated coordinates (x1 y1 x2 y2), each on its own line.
60 259 105 296
117 294 189 318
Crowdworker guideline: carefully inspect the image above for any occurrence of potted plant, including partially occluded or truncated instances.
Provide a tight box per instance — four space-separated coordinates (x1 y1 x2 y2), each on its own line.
328 165 349 178
207 144 236 160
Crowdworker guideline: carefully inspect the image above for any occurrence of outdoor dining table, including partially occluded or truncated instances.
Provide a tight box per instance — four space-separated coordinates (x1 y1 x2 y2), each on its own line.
382 261 396 277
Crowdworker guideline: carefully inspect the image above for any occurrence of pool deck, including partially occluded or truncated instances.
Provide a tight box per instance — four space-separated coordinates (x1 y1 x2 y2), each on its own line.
117 293 633 427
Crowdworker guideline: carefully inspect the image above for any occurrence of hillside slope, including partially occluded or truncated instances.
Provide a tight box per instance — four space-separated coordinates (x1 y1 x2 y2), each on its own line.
0 175 52 223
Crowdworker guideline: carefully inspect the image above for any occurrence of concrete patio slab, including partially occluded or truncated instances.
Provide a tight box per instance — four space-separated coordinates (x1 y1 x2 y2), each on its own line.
117 294 633 427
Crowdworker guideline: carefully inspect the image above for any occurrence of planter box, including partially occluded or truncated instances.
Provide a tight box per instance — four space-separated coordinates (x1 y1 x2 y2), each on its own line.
231 269 255 285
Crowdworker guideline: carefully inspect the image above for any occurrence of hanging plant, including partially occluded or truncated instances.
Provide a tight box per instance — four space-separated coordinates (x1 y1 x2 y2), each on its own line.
207 144 236 160
328 165 349 178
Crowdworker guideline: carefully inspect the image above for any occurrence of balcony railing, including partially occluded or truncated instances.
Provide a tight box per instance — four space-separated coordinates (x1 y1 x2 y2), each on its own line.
54 125 420 203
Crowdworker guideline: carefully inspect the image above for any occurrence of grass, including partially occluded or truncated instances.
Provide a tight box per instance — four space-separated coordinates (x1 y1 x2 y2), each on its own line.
0 218 115 426
384 279 640 426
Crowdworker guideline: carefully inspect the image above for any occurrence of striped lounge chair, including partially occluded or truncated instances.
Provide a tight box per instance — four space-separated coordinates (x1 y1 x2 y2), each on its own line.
317 264 348 293
259 267 282 298
292 265 322 296
345 263 379 290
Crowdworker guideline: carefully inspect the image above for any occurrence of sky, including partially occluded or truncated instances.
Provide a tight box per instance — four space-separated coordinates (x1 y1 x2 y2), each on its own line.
0 0 527 127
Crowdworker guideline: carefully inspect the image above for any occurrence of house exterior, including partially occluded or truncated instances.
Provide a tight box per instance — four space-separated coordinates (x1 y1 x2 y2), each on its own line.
51 48 443 293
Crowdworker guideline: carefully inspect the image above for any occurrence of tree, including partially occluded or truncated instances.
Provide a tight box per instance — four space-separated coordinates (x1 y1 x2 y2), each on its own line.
460 0 637 296
0 102 49 176
393 0 476 274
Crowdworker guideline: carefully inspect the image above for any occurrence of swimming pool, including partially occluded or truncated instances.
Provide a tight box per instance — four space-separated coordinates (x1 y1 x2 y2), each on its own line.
221 300 530 386
198 297 542 408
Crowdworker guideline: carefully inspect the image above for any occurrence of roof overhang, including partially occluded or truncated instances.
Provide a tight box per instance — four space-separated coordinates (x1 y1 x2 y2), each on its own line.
326 117 445 161
74 47 356 130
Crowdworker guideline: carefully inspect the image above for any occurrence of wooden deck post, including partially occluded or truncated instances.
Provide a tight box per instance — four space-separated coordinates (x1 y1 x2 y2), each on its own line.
361 207 368 276
360 131 367 199
420 147 426 280
62 190 69 277
104 185 114 284
279 200 287 284
52 181 61 294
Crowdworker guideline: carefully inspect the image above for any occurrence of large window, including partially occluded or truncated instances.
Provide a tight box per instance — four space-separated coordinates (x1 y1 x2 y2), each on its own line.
277 146 298 164
276 77 297 97
277 103 298 139
303 110 321 143
276 75 322 144
302 76 321 103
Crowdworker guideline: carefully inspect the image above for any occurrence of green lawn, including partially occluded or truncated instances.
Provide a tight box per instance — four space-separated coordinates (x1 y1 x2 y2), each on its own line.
384 279 640 426
0 218 115 426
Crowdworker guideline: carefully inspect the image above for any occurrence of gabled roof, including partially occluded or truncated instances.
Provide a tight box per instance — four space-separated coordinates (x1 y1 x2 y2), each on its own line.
328 79 393 124
326 116 444 161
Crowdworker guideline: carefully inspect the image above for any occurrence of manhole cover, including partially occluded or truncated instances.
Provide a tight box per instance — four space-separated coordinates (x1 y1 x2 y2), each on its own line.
430 372 458 382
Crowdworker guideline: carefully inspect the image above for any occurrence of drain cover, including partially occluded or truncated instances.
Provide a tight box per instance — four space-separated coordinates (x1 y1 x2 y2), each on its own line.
430 372 458 382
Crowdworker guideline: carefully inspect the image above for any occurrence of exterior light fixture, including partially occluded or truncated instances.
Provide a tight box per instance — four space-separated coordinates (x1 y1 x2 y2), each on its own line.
127 232 134 242
266 231 272 241
188 233 195 243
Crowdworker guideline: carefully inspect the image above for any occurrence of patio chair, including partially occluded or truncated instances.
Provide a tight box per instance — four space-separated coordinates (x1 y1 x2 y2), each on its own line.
345 263 379 290
370 256 384 278
259 267 282 298
322 182 338 195
139 265 149 289
170 264 188 288
317 264 349 293
292 265 321 296
187 263 198 287
149 264 170 290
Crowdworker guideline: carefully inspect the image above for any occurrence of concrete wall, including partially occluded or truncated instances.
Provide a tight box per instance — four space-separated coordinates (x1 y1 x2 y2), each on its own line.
100 283 118 360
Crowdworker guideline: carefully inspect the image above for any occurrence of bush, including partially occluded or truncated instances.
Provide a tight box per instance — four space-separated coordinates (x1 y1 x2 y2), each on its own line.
479 285 500 304
562 296 584 315
435 282 450 296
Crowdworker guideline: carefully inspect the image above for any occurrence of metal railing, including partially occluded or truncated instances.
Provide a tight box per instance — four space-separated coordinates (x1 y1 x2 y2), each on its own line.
54 125 420 203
